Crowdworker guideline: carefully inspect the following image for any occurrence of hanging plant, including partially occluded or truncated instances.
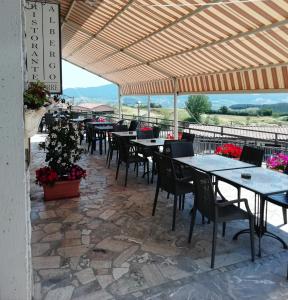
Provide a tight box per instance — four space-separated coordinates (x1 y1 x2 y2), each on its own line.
24 81 51 109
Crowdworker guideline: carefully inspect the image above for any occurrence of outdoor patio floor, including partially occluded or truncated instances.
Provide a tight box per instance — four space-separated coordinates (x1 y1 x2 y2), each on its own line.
30 135 288 300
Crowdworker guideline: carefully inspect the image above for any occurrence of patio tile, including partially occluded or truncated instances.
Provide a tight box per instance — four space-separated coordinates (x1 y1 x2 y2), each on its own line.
44 286 74 300
29 135 288 299
75 268 96 285
33 256 61 270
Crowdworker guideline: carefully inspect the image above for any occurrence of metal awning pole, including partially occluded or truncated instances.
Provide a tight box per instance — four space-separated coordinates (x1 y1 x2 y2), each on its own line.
117 84 121 120
147 95 151 124
173 78 178 140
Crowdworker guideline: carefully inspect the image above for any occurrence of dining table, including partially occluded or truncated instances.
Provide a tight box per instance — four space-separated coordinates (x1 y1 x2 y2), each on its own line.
130 138 166 147
212 166 288 256
86 122 115 155
174 154 255 173
112 131 137 137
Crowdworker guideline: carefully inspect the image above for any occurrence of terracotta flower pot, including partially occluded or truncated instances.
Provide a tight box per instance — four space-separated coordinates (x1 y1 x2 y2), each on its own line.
43 179 80 201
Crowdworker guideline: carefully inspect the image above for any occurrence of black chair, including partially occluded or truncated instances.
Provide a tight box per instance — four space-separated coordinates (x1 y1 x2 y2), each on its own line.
169 141 194 158
137 129 154 139
240 145 264 166
128 120 138 131
44 113 55 131
189 168 255 268
181 132 195 143
106 125 128 168
266 192 288 224
216 146 264 202
116 119 125 126
115 136 148 186
87 124 99 154
152 126 161 138
152 153 195 231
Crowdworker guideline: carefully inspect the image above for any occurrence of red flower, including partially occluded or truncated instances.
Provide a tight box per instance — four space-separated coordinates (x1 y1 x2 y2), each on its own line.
215 144 242 158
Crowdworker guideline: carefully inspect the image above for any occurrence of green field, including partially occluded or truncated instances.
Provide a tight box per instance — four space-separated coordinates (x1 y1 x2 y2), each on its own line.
120 105 288 126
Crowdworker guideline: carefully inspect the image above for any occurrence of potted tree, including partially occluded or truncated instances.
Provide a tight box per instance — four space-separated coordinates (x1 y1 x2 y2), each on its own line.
36 120 86 201
24 81 51 139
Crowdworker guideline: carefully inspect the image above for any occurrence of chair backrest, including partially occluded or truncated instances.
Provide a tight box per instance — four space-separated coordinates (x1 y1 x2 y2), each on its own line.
152 126 161 138
116 136 132 162
114 124 128 132
137 129 154 139
44 113 55 127
240 145 264 167
181 132 195 143
163 139 180 156
128 120 138 131
154 152 175 192
192 168 216 220
116 119 124 126
169 141 194 158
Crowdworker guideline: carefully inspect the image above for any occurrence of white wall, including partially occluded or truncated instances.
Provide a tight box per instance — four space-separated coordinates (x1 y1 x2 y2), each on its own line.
0 0 31 299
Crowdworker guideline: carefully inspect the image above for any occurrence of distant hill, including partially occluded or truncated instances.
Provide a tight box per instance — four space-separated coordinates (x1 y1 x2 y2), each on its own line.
230 102 288 113
63 84 288 109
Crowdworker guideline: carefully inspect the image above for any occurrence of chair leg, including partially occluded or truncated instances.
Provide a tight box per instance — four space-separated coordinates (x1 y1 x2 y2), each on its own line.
152 184 159 216
282 207 287 224
136 163 139 177
202 215 205 224
222 222 226 237
188 205 197 243
178 196 182 210
172 195 177 231
146 160 149 184
211 222 218 268
182 195 185 211
106 149 110 166
249 216 255 262
124 163 129 187
108 149 113 168
237 187 241 207
115 161 121 180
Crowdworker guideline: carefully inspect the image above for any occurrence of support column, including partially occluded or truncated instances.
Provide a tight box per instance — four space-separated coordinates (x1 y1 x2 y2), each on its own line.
117 84 121 120
147 95 151 123
173 78 178 140
0 1 31 299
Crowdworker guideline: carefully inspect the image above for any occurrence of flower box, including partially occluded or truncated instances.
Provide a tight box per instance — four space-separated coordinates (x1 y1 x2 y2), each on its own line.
24 107 46 139
43 179 80 201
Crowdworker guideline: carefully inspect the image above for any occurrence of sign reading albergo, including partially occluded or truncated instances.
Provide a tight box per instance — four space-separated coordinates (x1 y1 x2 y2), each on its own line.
24 0 62 93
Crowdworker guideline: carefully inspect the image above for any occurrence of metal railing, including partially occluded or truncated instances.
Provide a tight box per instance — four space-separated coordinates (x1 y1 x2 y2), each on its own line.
103 113 288 161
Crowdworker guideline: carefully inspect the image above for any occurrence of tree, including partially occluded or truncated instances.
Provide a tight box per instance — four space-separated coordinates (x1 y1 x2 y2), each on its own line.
219 105 228 114
185 95 211 122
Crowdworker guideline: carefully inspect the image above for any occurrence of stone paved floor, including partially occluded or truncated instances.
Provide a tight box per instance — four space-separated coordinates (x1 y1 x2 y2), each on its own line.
30 135 288 300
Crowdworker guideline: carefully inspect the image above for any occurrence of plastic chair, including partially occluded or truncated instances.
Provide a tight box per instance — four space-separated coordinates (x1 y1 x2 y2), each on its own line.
152 153 195 230
189 168 255 268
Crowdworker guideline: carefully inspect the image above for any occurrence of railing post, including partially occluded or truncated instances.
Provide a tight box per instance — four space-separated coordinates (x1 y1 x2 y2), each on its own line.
173 78 178 140
275 133 278 144
117 85 122 120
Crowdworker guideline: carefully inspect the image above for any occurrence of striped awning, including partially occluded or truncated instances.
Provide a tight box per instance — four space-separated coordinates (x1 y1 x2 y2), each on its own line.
60 0 288 95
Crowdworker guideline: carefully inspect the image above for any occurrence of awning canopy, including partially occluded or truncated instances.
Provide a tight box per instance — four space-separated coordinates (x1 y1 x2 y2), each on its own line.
60 0 288 95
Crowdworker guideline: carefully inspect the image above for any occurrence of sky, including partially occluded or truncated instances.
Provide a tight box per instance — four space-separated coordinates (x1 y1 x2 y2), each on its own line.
62 60 111 89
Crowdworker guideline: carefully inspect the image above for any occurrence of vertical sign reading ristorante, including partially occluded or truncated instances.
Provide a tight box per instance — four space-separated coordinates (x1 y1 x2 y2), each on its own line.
25 1 62 93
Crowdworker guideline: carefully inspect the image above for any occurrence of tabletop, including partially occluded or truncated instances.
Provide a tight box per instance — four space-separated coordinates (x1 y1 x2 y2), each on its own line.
112 131 137 137
87 121 114 126
174 154 254 173
131 138 166 147
212 167 288 196
94 125 114 131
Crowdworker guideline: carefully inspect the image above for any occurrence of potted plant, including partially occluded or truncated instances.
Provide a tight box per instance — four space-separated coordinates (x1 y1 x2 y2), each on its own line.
24 81 51 139
215 143 242 159
36 120 86 201
267 153 288 173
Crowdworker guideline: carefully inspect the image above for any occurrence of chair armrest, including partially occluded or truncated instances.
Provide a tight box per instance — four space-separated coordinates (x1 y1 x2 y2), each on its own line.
216 198 253 215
